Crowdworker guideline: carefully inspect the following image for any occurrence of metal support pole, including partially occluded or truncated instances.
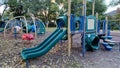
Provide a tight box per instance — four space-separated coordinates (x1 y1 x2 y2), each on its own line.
82 0 86 57
26 60 29 68
14 28 17 39
68 0 71 56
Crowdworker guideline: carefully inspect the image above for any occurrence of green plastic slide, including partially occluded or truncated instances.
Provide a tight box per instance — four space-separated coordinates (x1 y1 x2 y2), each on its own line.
22 29 61 54
21 29 66 60
22 29 59 52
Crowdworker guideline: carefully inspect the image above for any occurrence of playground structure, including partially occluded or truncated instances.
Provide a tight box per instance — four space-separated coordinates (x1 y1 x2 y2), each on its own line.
4 16 28 38
0 4 46 38
21 0 119 60
21 14 104 60
21 15 113 59
0 1 120 68
25 18 46 34
3 16 46 38
0 1 117 60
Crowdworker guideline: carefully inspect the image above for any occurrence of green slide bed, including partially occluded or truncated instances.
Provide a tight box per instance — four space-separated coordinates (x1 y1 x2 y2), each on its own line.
21 29 66 60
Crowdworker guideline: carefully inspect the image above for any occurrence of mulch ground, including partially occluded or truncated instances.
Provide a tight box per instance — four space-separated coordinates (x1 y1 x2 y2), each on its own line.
0 31 120 68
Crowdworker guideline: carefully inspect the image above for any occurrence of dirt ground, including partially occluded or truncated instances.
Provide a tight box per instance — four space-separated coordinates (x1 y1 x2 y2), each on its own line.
0 31 120 68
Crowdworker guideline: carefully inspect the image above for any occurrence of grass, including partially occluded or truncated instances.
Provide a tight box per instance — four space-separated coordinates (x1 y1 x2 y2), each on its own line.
111 30 120 32
46 27 66 32
46 27 57 32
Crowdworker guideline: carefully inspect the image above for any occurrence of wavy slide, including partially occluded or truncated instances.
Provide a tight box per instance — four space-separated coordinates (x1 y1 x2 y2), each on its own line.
21 29 66 60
